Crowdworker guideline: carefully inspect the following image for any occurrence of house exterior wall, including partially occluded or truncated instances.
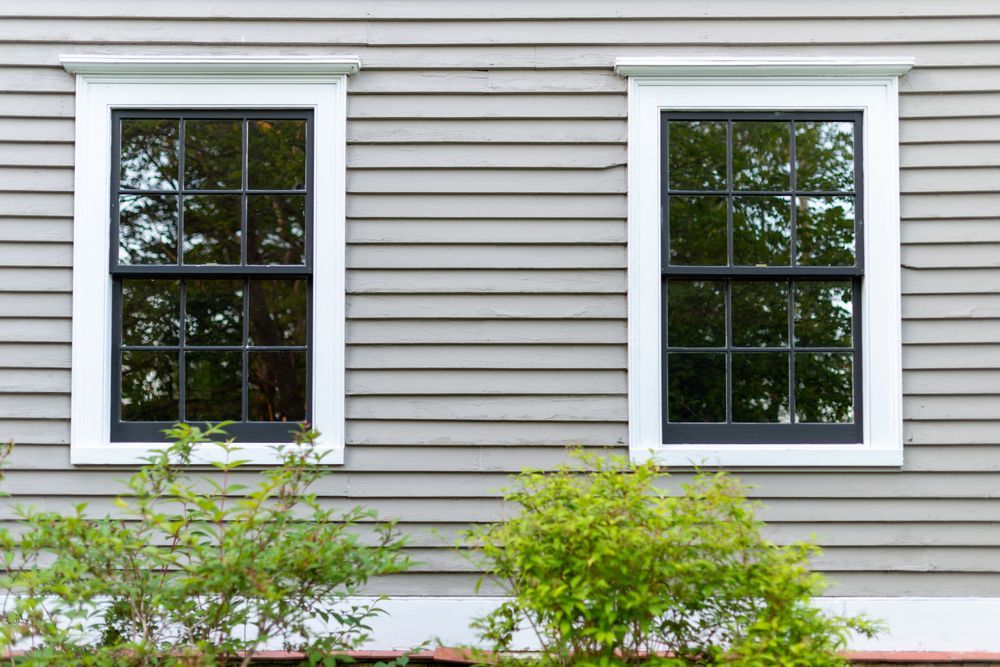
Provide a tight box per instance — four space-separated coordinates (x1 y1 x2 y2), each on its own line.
0 1 998 600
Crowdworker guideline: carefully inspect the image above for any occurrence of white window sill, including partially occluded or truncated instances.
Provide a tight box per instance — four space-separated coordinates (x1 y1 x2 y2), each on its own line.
70 442 345 466
634 445 902 469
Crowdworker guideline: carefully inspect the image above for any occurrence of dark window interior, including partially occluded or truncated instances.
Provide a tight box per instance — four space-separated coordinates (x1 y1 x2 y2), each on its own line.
110 110 313 443
661 111 863 445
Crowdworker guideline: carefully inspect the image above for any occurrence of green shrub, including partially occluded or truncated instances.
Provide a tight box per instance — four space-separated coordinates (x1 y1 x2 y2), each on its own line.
0 424 411 666
467 452 881 666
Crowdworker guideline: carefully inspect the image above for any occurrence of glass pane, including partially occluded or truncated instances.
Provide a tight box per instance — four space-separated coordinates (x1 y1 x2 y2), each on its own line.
733 121 791 191
249 120 307 190
182 195 242 265
732 352 789 423
795 352 854 423
795 121 855 192
121 279 180 346
666 280 725 348
733 196 791 266
185 279 243 346
667 120 726 191
185 351 242 422
118 194 178 265
247 194 306 265
248 279 307 346
120 119 179 190
121 351 178 421
184 119 243 190
731 281 788 347
249 351 307 422
794 281 853 347
668 195 727 266
796 196 855 266
667 353 726 423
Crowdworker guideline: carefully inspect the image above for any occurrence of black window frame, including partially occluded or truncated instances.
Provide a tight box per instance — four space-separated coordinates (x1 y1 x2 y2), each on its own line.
109 108 315 443
661 110 864 445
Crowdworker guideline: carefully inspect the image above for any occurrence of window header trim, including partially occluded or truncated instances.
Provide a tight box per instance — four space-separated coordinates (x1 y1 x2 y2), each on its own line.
614 56 914 78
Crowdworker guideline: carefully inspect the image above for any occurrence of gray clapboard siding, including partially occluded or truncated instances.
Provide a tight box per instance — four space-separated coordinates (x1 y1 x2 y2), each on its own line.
1 1 999 598
347 219 627 244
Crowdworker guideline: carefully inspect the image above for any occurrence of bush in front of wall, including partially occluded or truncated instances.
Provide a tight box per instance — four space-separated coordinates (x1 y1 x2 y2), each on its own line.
0 424 411 667
466 452 882 666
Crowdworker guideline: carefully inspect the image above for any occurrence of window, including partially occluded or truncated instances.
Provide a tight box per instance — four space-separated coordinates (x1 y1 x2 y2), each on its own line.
663 111 862 445
616 57 912 467
112 110 313 443
62 55 358 464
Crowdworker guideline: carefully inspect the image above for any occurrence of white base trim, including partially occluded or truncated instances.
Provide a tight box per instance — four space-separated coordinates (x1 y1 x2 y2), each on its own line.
350 596 1000 651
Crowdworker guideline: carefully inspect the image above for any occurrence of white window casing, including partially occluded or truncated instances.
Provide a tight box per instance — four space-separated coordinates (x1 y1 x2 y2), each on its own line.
61 55 359 465
616 56 914 468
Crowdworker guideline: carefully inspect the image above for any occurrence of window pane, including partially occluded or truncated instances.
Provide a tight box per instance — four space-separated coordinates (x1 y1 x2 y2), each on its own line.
795 121 854 192
794 281 853 347
732 352 789 423
182 194 242 265
796 196 855 266
121 351 178 421
249 351 307 421
185 351 242 422
667 353 726 423
247 194 306 265
795 352 853 423
185 279 243 346
732 281 788 348
119 194 178 265
184 119 243 190
248 279 307 346
733 121 790 191
668 195 727 266
120 119 179 190
249 120 307 190
122 279 180 346
733 196 791 266
666 280 725 348
667 120 727 191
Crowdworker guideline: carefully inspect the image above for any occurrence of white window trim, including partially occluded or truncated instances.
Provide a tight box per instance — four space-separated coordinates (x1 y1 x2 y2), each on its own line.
616 56 914 468
61 55 359 466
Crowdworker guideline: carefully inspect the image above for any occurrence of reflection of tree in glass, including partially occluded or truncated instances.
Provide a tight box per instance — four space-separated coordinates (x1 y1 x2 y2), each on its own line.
796 121 854 192
185 120 243 190
732 281 788 347
185 280 243 346
733 197 791 266
250 352 306 421
667 121 725 191
119 194 178 265
733 122 790 191
248 279 307 420
121 279 179 346
182 195 242 265
666 280 725 347
796 352 853 422
248 195 306 265
668 195 727 266
732 353 789 422
668 353 726 422
120 119 178 190
249 120 307 190
797 196 855 266
795 281 852 347
185 351 242 421
121 351 178 421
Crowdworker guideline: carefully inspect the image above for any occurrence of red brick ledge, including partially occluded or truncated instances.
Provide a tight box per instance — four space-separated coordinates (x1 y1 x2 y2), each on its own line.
249 650 1000 664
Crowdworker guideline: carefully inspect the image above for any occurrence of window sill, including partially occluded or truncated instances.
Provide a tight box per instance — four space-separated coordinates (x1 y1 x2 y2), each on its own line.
70 442 345 466
634 445 902 469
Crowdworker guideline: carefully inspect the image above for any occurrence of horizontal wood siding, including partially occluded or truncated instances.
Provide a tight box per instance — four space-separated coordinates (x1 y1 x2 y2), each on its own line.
0 0 998 596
